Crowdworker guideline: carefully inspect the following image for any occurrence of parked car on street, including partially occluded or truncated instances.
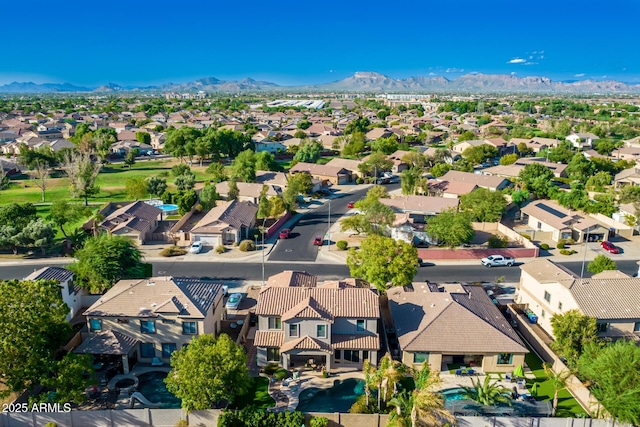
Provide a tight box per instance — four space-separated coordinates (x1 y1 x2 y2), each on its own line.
481 254 515 267
226 293 242 310
313 235 323 246
279 228 291 239
600 241 619 254
189 241 203 254
347 201 355 209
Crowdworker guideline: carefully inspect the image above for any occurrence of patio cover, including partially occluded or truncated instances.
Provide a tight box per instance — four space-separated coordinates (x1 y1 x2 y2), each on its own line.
74 331 138 356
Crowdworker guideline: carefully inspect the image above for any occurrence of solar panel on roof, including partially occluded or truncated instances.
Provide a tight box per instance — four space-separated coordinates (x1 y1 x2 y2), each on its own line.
537 203 566 219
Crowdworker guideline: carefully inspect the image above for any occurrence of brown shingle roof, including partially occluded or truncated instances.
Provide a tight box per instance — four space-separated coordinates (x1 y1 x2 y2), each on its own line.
282 296 334 322
74 331 138 356
84 277 224 319
331 334 379 350
254 331 284 348
265 271 317 288
387 283 527 354
289 162 350 177
380 195 459 214
99 201 161 233
438 170 508 190
280 336 332 353
191 200 258 234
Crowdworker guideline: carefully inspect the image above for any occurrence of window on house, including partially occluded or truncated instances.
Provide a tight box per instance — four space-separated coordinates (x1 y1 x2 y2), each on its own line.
363 351 369 361
537 221 542 229
497 353 514 365
597 323 609 333
334 350 341 361
356 319 365 332
317 324 327 338
634 322 640 333
140 343 155 358
162 343 177 358
289 324 299 337
413 352 429 364
558 302 563 310
141 320 156 334
162 319 175 324
541 310 545 318
544 291 551 303
89 319 102 331
268 317 282 330
182 322 197 335
116 318 129 324
266 348 280 362
343 350 360 363
67 280 74 296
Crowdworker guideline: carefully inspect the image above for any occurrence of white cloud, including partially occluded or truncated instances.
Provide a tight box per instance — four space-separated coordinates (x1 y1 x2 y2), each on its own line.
445 68 464 73
574 73 586 77
524 62 538 66
510 72 517 75
428 72 436 76
508 58 526 64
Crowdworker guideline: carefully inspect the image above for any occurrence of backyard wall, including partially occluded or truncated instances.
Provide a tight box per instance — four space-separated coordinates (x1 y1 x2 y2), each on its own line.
2 411 629 427
507 304 607 418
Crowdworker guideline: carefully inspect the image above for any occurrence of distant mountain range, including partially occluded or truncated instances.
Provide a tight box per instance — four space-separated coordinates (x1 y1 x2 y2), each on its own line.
2 72 640 94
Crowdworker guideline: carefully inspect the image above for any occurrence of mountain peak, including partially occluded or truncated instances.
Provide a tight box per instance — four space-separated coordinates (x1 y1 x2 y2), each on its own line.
353 71 389 79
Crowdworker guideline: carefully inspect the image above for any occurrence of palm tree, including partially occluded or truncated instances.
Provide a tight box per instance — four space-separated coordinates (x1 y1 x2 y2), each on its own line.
387 390 412 427
363 359 376 408
411 364 456 427
377 353 407 410
543 363 571 416
461 375 512 407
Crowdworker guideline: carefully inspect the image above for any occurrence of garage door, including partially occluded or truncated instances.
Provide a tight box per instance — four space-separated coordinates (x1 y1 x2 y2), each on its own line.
195 236 219 247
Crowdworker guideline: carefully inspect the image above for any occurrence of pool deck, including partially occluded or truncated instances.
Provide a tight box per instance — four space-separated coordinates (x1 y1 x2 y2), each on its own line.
269 366 536 412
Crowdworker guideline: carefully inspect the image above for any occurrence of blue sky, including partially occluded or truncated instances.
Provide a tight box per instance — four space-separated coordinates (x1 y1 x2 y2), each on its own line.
2 0 639 86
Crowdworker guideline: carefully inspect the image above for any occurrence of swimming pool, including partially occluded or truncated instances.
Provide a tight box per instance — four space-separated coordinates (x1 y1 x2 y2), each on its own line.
157 204 179 214
296 378 365 413
136 371 181 409
440 387 468 401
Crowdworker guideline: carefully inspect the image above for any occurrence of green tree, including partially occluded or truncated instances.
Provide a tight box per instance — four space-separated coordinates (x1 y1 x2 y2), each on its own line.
430 162 452 178
62 151 101 206
344 116 370 134
460 188 507 222
457 131 476 142
135 131 151 144
565 153 596 183
255 151 278 171
587 254 617 274
543 363 571 417
257 185 271 219
199 184 219 210
164 126 201 161
550 309 598 367
282 173 312 211
47 201 87 238
578 340 640 424
293 140 323 163
585 171 612 192
175 173 196 192
269 196 286 218
371 136 399 155
165 334 251 412
0 225 20 254
510 189 530 208
500 153 519 165
18 218 55 255
425 208 474 248
341 132 366 157
227 178 239 201
69 234 144 293
0 279 71 398
462 144 498 164
146 176 168 198
177 189 198 215
206 162 228 183
0 202 37 229
401 168 421 195
462 375 512 407
347 235 418 292
38 354 94 404
124 149 137 169
518 163 557 199
231 149 256 182
359 152 394 179
172 163 192 177
125 176 147 200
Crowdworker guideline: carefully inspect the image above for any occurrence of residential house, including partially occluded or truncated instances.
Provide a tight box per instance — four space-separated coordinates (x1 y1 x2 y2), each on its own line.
451 139 494 155
255 139 286 154
97 201 162 244
25 267 86 322
189 199 258 246
110 140 154 156
437 170 510 191
254 271 380 370
387 150 412 173
255 170 289 189
77 276 226 372
387 282 528 372
517 259 640 340
520 199 609 243
427 180 478 198
566 133 599 150
614 167 640 187
365 128 393 141
289 162 353 185
215 181 280 204
324 158 364 178
482 158 567 179
485 137 516 156
612 146 640 163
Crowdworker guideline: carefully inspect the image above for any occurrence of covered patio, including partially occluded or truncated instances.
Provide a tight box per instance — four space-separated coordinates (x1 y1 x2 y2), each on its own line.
280 336 332 371
74 331 139 376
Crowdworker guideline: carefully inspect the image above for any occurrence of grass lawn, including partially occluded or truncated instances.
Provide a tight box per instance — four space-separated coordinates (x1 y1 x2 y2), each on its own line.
524 345 588 417
34 204 100 240
230 377 274 410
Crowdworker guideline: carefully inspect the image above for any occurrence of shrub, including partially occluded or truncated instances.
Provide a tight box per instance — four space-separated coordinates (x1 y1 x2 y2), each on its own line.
262 363 279 375
195 203 203 213
540 243 549 250
310 416 330 427
557 241 566 249
559 249 577 255
174 420 188 427
519 233 531 240
160 246 187 257
356 177 364 184
336 240 349 250
239 240 256 252
487 234 508 248
216 245 226 254
44 423 58 427
274 368 288 380
566 237 575 245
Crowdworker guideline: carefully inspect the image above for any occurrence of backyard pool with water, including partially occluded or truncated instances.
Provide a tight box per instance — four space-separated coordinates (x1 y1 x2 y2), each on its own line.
137 371 181 409
296 378 365 413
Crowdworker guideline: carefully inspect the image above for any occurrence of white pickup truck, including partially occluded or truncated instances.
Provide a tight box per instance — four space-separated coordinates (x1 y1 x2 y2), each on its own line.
481 254 515 267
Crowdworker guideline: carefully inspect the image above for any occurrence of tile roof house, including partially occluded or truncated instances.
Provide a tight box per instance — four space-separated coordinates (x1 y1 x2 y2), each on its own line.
110 140 154 156
25 266 86 321
289 162 353 185
520 199 609 243
452 139 494 154
437 170 510 191
190 199 258 247
255 170 289 189
215 181 281 204
324 158 364 177
517 259 640 340
387 282 527 372
97 201 162 244
79 276 226 373
481 158 568 179
614 166 640 187
427 180 478 198
254 271 380 371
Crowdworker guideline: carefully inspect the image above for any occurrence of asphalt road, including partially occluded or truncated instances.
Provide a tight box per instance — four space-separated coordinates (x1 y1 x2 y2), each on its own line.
3 260 639 283
268 183 400 262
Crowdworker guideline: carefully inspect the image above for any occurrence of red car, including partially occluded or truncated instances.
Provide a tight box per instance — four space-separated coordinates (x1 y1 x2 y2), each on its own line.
279 229 291 239
601 241 619 254
313 235 323 246
347 201 355 209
